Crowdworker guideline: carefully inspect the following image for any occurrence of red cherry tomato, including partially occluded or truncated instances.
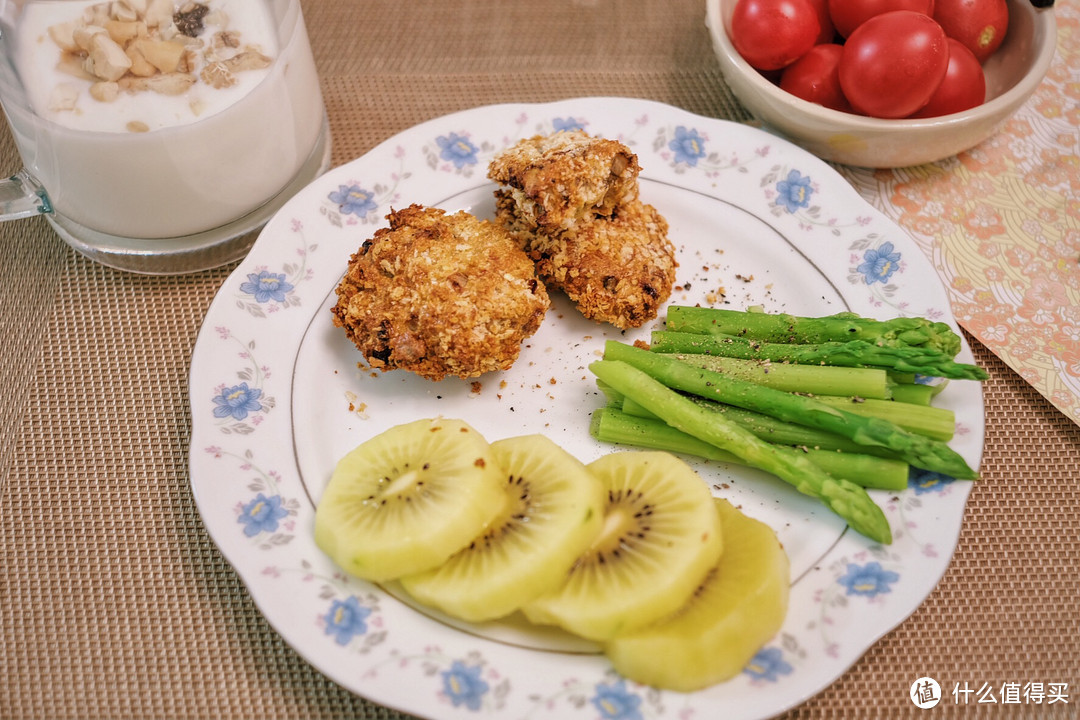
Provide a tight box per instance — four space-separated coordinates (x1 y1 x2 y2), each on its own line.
827 0 935 37
804 0 837 43
933 0 1008 63
839 11 950 118
731 0 821 71
909 38 986 117
780 44 853 112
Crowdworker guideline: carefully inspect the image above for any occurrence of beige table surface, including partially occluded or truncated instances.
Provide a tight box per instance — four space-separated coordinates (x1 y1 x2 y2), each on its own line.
1 2 1077 719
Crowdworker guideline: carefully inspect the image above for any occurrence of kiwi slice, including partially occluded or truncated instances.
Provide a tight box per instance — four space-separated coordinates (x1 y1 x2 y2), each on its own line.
521 451 723 641
399 434 606 622
314 417 506 582
605 498 791 691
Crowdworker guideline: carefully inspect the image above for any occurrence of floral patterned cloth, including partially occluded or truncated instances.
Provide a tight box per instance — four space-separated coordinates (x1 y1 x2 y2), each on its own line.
838 3 1080 427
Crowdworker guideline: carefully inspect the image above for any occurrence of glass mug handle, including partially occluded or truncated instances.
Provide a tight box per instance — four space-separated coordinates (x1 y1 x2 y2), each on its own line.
0 169 51 221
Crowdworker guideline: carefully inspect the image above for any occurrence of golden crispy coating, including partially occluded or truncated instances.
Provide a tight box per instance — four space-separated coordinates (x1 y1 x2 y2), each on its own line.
331 204 550 381
487 130 641 235
495 191 676 330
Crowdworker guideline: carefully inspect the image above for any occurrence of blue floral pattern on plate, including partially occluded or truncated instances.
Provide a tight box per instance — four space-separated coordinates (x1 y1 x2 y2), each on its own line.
322 149 409 227
212 382 263 422
442 660 490 711
774 169 813 213
591 679 643 720
423 130 501 179
188 98 984 720
240 270 294 303
436 133 481 170
329 184 379 218
655 123 765 175
553 116 586 132
667 125 707 167
238 492 289 537
837 561 901 598
744 647 795 683
204 446 299 549
234 219 317 316
857 241 903 285
325 595 373 646
207 326 276 434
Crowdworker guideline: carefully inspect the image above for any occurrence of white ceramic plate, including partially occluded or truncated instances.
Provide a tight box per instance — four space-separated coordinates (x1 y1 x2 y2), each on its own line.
189 97 984 719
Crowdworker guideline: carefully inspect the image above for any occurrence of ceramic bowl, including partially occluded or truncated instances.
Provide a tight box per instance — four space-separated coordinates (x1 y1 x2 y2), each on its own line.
705 0 1058 167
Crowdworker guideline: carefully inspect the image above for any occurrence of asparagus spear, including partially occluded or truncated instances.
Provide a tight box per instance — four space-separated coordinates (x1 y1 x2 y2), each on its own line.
606 378 912 452
663 352 893 399
620 394 905 458
888 383 935 406
887 373 949 405
603 341 978 479
591 407 910 491
813 395 955 441
622 389 952 447
665 305 962 356
650 331 988 381
670 352 944 404
589 360 893 544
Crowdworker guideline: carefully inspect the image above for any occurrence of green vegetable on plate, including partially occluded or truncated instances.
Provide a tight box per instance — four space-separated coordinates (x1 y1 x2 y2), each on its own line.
589 358 894 545
664 305 963 356
649 330 988 381
602 341 978 480
590 406 910 491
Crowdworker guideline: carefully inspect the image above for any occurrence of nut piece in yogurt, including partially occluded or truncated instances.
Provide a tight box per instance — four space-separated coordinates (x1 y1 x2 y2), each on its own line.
200 49 271 89
83 32 133 81
48 83 80 112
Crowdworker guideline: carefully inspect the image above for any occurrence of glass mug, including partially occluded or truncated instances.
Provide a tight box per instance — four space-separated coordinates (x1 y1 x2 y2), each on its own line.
0 0 331 273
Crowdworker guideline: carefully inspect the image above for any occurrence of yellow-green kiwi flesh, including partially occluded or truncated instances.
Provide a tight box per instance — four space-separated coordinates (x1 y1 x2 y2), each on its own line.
521 451 723 641
399 434 606 622
314 417 506 582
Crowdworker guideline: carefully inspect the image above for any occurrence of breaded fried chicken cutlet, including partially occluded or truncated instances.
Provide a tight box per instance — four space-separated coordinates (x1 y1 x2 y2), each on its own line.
495 193 674 330
331 204 550 381
487 130 642 235
489 130 676 330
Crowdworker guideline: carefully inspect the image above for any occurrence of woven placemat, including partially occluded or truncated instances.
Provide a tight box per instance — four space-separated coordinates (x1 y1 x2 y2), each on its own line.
2 2 1077 718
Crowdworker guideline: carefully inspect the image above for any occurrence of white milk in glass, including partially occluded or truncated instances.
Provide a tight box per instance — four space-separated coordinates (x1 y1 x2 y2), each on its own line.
12 0 324 239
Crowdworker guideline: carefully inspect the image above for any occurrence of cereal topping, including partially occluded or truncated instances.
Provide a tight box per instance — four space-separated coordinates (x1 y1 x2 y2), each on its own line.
42 0 273 119
173 2 210 37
